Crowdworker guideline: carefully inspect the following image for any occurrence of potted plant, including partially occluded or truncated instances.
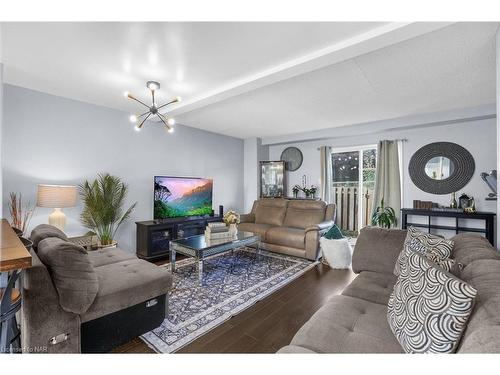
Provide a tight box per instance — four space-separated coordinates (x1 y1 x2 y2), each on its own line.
292 185 301 198
223 210 240 236
302 185 318 199
371 198 397 228
79 173 137 248
309 185 318 198
8 192 34 236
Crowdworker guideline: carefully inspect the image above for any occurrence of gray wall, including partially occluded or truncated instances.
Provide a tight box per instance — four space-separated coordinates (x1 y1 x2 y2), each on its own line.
2 84 244 252
243 137 269 212
268 118 496 214
0 63 3 218
261 109 497 242
497 26 500 247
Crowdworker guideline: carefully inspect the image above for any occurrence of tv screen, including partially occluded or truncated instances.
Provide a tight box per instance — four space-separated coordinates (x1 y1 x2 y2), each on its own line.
154 176 213 219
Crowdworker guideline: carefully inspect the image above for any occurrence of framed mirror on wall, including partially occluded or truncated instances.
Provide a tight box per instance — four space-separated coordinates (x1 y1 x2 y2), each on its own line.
408 142 475 195
260 161 286 198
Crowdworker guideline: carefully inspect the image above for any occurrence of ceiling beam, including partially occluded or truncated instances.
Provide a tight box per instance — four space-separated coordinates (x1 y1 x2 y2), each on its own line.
167 22 455 117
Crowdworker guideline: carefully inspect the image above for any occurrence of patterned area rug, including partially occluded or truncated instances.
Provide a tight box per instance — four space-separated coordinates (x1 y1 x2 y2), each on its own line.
141 247 316 353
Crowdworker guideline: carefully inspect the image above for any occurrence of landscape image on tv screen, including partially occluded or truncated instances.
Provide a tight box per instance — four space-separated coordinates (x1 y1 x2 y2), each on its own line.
154 176 213 219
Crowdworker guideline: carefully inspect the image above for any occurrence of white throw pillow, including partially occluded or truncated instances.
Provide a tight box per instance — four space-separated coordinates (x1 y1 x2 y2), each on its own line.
320 237 352 269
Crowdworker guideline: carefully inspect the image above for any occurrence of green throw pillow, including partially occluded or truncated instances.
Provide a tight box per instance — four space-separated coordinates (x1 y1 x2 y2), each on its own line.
324 224 344 240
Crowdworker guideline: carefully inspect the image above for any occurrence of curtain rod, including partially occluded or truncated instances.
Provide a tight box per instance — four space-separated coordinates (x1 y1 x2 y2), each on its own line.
316 138 408 151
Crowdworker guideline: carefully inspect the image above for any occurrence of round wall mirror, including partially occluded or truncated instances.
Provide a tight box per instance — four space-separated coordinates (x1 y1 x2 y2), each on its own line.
409 142 475 195
424 156 455 180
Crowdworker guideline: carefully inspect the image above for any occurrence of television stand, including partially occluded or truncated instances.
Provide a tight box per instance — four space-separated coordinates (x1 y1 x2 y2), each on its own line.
136 216 223 261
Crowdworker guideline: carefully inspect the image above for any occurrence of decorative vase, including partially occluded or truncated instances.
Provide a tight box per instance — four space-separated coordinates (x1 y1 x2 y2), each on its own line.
229 223 238 236
450 192 458 209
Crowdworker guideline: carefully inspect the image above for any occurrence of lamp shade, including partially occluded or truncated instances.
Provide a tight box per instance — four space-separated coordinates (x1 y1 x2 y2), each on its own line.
37 184 77 208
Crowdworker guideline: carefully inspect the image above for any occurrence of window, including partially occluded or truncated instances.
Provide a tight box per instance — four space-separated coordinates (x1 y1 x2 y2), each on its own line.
331 145 377 236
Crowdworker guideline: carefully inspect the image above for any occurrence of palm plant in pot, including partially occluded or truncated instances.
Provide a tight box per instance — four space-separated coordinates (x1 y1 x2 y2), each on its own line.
371 198 397 228
79 173 137 248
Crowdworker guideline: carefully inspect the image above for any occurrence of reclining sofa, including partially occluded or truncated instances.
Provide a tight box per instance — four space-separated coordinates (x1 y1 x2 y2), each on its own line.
238 199 335 260
22 225 172 353
279 226 500 353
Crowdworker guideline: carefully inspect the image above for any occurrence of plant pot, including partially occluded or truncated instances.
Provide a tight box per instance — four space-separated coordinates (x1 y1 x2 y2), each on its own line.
97 240 118 249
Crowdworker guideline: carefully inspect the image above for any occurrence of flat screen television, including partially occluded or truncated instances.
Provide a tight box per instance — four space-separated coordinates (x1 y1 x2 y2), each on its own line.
154 176 213 219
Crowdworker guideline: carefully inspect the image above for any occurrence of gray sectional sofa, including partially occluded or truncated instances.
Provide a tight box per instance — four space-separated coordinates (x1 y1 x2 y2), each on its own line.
278 226 500 353
22 225 172 353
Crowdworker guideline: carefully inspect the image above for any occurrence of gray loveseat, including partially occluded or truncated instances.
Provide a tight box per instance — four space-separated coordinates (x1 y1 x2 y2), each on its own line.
22 225 172 353
238 199 335 260
278 226 500 353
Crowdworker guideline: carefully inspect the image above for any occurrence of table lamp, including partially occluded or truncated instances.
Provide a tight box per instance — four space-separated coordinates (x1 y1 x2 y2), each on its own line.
37 184 77 231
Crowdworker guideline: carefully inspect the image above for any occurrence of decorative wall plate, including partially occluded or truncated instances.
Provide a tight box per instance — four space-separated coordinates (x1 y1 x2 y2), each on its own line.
280 147 303 171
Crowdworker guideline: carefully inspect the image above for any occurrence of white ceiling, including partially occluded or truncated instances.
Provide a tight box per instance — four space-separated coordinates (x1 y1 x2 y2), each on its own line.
2 22 498 139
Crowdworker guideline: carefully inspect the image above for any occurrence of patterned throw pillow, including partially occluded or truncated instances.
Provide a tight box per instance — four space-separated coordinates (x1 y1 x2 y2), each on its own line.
394 226 454 276
387 250 477 353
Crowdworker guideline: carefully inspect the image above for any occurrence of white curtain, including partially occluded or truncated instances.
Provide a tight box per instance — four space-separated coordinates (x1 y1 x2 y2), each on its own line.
320 146 332 202
373 140 402 226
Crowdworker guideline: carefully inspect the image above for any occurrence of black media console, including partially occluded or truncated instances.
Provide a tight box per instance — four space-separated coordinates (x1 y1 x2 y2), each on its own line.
136 216 223 261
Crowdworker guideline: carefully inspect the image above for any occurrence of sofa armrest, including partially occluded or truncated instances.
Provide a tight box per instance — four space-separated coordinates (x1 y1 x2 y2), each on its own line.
240 213 255 223
305 220 334 234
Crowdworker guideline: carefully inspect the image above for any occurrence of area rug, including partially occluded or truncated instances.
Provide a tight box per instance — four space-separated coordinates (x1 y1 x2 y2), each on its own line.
141 247 317 353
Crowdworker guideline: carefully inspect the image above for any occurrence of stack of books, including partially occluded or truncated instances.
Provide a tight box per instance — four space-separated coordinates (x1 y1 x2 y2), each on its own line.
205 222 234 240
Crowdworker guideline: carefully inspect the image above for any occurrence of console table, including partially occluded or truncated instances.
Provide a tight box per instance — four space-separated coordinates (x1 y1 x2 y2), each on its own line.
136 215 223 261
1 219 32 353
401 208 495 245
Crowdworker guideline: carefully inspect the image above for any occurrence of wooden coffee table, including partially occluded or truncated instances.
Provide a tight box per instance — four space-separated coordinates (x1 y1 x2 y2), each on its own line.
169 231 261 286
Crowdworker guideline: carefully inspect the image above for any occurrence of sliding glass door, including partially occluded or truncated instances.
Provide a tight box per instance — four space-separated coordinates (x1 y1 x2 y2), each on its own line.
331 145 377 236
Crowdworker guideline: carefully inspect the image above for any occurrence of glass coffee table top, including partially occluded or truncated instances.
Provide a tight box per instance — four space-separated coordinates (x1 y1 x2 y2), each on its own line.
169 231 261 286
170 231 259 251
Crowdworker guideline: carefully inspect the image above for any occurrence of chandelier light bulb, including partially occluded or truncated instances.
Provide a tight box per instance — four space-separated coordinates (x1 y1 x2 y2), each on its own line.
129 115 137 123
168 127 174 133
123 91 130 98
167 118 176 126
175 96 182 102
134 125 141 132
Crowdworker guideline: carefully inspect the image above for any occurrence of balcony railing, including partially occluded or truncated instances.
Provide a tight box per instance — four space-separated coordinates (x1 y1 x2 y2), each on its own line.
333 184 374 235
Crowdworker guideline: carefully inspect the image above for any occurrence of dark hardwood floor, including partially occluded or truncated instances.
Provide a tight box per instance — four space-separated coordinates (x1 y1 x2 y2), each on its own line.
112 262 355 354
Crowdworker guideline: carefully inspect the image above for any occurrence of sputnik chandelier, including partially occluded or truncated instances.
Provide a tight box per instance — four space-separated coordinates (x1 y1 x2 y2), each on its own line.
124 81 181 133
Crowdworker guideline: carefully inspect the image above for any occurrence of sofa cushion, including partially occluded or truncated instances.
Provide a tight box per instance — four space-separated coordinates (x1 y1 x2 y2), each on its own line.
37 237 99 314
88 247 137 268
237 223 273 241
254 199 288 226
277 345 317 353
30 224 69 249
394 226 453 276
352 226 407 274
451 233 500 266
283 200 326 229
342 271 397 305
81 258 172 322
266 227 305 250
388 250 477 353
457 259 500 353
288 295 403 353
